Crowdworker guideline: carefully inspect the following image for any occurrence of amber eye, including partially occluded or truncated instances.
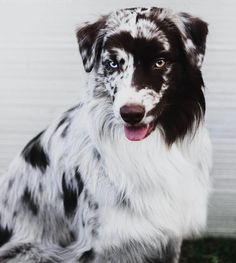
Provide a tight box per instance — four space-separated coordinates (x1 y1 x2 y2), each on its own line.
154 59 166 69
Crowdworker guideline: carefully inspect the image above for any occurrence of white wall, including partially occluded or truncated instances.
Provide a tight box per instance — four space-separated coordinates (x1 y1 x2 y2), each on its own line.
0 0 236 237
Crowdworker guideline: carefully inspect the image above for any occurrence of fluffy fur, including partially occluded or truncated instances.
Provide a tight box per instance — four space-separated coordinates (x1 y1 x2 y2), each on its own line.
0 7 212 263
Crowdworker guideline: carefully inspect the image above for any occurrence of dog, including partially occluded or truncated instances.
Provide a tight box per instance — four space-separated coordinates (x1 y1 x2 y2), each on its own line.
0 7 212 263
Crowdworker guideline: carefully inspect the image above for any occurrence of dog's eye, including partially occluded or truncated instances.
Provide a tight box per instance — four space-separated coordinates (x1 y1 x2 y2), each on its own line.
154 59 166 69
103 60 119 72
108 60 119 69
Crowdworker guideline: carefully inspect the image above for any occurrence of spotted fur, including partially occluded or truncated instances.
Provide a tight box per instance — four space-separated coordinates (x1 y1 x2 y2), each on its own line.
0 7 212 263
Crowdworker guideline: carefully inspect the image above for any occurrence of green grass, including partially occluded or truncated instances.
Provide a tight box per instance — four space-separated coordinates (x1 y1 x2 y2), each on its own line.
180 238 236 263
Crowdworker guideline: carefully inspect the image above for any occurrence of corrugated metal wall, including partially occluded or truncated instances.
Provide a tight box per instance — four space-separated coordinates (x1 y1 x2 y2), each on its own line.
0 0 235 237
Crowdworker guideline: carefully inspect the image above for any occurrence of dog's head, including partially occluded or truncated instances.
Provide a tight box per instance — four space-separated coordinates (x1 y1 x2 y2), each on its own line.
76 7 208 144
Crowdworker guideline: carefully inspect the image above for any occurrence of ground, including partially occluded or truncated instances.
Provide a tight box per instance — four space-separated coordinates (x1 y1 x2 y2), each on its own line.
180 238 236 263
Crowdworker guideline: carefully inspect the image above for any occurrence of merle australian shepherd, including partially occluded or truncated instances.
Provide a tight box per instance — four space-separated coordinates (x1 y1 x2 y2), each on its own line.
0 7 212 263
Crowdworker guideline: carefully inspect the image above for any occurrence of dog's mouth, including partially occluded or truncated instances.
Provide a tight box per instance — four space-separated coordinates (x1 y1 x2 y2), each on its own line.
124 122 155 141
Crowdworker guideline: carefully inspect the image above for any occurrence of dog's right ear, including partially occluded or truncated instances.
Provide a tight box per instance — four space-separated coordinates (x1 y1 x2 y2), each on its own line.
76 16 107 73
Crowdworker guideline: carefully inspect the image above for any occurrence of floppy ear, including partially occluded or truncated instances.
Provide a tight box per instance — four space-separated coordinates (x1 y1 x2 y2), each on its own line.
178 13 208 67
76 16 107 72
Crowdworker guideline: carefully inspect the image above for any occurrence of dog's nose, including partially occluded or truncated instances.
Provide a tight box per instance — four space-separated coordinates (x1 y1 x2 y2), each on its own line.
120 104 145 125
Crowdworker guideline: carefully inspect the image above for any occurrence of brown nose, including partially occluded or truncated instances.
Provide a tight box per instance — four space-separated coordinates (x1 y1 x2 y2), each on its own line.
120 104 145 125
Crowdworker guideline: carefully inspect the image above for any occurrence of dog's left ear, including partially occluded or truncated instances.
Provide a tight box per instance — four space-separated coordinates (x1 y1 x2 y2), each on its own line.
76 16 107 72
178 13 208 67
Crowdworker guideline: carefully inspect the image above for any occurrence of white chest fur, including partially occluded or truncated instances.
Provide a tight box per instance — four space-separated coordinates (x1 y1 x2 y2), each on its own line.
91 126 212 251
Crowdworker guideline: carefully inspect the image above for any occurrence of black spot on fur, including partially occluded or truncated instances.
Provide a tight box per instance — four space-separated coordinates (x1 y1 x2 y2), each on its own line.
62 124 71 137
75 168 84 196
39 183 43 193
79 249 95 262
82 215 85 227
22 188 39 216
84 189 88 201
62 173 78 217
93 149 101 161
120 58 125 65
65 103 83 113
22 131 49 173
88 200 99 210
69 231 76 243
0 243 32 261
120 197 131 208
82 56 88 65
55 116 68 131
117 192 131 208
55 116 71 137
0 225 12 247
0 243 60 263
13 211 18 218
59 230 77 248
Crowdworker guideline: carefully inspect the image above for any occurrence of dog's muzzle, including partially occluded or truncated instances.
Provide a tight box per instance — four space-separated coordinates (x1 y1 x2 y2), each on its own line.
120 104 155 141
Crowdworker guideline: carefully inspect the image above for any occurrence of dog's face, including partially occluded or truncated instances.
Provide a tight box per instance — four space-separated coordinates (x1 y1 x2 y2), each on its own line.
77 7 208 144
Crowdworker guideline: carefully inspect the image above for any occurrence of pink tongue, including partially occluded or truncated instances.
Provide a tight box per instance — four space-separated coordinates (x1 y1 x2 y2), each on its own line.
124 125 149 141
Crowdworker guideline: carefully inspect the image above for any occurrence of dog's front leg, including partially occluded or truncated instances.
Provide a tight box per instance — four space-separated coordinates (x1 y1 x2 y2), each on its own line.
86 238 182 263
